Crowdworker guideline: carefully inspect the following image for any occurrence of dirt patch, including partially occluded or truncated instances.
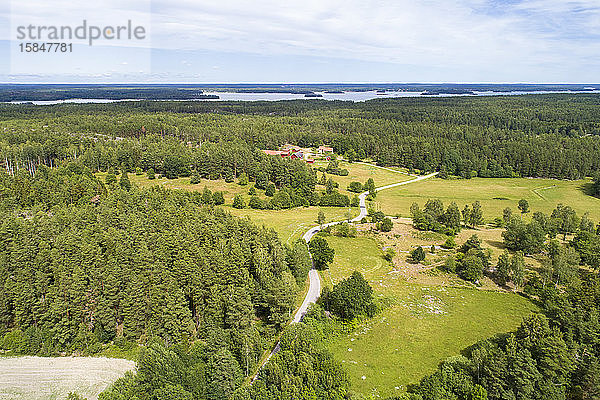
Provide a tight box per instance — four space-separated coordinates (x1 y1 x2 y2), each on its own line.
0 356 135 400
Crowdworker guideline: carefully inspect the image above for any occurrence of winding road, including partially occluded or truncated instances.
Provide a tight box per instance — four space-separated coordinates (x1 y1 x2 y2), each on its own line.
252 169 438 380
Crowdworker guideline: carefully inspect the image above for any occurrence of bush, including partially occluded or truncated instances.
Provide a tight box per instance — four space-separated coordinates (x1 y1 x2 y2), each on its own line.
347 182 363 193
442 236 456 249
384 248 395 262
0 329 25 352
378 217 393 232
410 246 426 263
147 168 155 180
232 194 245 209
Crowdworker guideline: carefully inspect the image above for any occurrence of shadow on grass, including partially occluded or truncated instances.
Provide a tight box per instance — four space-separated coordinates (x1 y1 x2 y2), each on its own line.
578 182 598 197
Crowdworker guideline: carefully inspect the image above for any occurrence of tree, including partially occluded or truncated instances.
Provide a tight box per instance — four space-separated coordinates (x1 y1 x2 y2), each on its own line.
255 172 268 189
320 271 376 320
206 349 243 400
147 168 155 180
460 253 484 282
462 205 472 227
190 172 201 184
379 217 393 232
444 202 462 231
265 183 275 197
411 246 426 263
212 191 225 205
248 185 256 196
503 207 513 226
237 172 249 186
317 210 326 226
518 199 530 215
364 178 376 198
309 236 335 270
511 252 526 290
232 194 245 209
552 204 579 240
105 172 117 188
202 186 214 205
347 181 363 193
469 201 483 227
119 171 131 191
496 250 511 285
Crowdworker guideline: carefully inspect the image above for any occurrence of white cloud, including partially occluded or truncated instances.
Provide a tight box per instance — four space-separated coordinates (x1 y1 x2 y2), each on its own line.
2 0 599 81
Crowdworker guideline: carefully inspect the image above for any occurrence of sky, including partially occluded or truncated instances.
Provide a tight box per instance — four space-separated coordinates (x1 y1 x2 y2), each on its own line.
0 0 599 83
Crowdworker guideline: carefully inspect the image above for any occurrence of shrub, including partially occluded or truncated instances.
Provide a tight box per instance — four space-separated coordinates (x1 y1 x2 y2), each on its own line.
410 246 426 262
379 217 393 232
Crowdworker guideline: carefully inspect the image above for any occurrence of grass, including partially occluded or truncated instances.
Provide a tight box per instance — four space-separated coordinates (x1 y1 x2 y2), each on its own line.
97 172 259 203
229 206 357 244
314 161 412 196
323 234 538 397
376 177 600 222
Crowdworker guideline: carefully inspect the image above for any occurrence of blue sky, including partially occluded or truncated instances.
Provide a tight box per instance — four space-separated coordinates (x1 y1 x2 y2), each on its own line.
1 0 599 83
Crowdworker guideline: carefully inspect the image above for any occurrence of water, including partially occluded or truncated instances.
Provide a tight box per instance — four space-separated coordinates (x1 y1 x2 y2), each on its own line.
5 90 599 105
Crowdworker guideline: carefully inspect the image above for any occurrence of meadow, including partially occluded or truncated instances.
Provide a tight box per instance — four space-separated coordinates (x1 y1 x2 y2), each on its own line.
376 177 600 222
323 234 538 397
314 161 412 196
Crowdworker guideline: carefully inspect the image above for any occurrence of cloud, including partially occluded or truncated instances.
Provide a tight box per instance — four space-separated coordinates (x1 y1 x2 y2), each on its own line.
1 0 599 82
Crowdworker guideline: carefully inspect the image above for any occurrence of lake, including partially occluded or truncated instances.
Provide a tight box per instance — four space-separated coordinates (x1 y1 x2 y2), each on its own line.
6 89 599 105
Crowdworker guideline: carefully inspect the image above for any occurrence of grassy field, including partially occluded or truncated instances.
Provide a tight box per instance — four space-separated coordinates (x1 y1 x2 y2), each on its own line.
229 206 357 244
0 356 134 400
323 234 537 397
314 161 412 196
97 171 257 203
376 177 600 222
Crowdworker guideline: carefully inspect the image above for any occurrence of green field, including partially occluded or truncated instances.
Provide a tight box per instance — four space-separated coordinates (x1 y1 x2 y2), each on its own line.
324 235 538 397
315 161 412 196
97 172 258 203
376 177 600 222
229 206 357 243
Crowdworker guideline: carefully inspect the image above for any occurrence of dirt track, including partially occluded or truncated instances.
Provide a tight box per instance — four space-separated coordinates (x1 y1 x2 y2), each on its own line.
0 356 135 400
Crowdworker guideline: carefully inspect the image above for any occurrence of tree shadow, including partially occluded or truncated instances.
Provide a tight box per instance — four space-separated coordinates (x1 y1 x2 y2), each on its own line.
578 182 597 197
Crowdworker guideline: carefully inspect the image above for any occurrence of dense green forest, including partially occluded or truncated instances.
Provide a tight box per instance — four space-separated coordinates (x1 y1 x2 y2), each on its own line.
0 163 312 384
2 94 600 179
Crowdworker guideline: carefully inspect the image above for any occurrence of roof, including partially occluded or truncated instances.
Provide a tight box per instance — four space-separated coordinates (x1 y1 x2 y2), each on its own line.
263 149 286 156
318 146 334 152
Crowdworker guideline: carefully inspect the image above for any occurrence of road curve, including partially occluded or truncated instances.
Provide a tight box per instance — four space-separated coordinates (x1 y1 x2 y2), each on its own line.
252 170 439 381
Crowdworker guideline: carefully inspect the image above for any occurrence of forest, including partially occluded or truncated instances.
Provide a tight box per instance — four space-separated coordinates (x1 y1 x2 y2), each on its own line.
1 94 600 180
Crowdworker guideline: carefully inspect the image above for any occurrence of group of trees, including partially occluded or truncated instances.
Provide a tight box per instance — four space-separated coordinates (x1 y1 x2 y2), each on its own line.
410 200 481 234
502 203 600 272
0 163 313 389
443 235 491 283
319 271 376 321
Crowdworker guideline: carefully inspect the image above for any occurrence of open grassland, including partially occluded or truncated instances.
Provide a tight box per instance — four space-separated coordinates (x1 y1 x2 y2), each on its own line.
229 206 357 244
314 161 412 196
324 234 538 397
0 356 135 400
97 172 258 203
376 177 600 222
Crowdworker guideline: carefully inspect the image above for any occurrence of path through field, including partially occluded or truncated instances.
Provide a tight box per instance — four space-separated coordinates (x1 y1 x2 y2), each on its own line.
0 356 135 400
253 169 438 380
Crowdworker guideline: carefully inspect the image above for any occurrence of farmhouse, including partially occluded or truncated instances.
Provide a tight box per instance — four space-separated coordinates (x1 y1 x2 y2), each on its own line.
318 145 334 154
